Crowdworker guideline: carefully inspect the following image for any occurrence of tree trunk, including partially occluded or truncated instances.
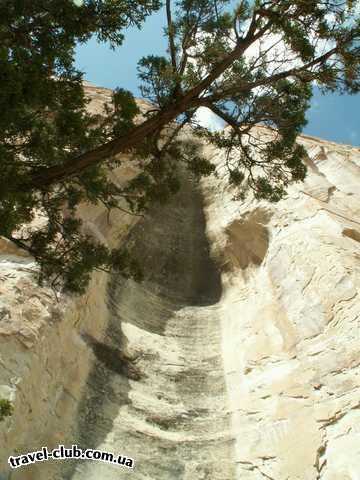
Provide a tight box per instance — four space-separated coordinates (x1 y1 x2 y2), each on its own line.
25 102 185 190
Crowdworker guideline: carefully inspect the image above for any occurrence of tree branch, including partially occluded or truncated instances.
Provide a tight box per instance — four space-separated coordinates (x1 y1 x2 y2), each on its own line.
21 5 351 191
204 45 338 103
166 0 177 72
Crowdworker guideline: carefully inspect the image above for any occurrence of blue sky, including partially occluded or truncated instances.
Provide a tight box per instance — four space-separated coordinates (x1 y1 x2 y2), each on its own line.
75 9 359 147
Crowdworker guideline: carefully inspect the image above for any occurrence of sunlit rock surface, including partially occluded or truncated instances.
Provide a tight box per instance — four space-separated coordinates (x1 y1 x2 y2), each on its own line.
0 85 359 479
202 132 360 480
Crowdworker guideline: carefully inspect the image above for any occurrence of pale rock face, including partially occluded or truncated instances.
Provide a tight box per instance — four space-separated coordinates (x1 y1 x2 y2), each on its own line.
202 133 360 480
0 86 359 480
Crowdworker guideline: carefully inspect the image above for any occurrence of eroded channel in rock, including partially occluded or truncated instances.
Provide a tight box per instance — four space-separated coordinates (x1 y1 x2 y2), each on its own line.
60 175 234 480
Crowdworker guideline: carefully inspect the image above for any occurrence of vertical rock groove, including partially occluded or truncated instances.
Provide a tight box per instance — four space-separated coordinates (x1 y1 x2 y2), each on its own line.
65 174 235 480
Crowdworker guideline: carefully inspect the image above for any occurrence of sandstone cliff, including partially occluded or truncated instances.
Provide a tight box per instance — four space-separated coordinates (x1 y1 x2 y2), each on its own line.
0 85 359 479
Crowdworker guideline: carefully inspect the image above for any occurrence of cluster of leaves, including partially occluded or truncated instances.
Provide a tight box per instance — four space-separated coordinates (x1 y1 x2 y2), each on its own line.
193 78 311 201
5 84 149 293
0 0 359 293
0 0 159 293
135 0 359 201
0 398 13 422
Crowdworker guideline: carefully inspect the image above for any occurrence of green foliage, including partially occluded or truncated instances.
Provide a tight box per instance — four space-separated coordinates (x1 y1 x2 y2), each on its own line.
103 88 140 136
0 0 359 293
0 1 159 293
138 55 178 106
0 398 13 422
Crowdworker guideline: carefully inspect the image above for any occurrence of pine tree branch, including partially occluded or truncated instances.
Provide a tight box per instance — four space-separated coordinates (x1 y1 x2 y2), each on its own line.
166 0 177 72
21 6 356 191
204 45 339 103
201 101 241 131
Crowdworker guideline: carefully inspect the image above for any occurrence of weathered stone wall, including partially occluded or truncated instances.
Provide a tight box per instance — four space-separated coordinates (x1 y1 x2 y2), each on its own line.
0 85 359 479
0 169 139 480
0 85 141 479
202 132 360 480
